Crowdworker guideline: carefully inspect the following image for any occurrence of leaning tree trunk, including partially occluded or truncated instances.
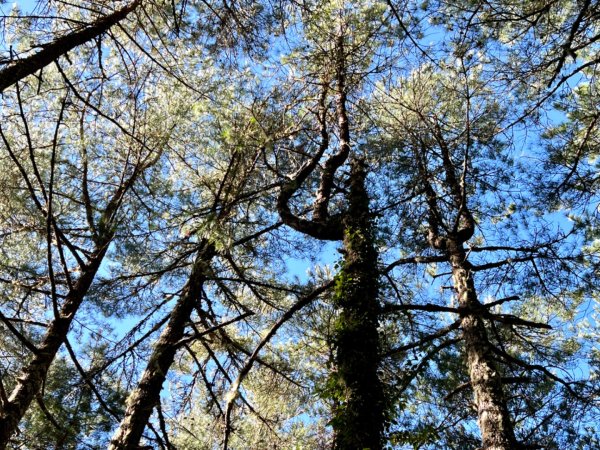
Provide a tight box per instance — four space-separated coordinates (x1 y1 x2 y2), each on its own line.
109 240 215 449
331 159 385 450
447 241 517 450
0 0 141 93
0 243 109 449
0 144 150 447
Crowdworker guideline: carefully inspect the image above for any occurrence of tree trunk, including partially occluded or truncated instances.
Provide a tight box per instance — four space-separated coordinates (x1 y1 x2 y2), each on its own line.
0 245 109 449
448 243 517 450
109 241 215 449
331 159 385 450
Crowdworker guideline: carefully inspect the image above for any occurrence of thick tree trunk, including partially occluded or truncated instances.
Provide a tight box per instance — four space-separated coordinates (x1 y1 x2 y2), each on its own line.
0 245 109 449
448 243 517 450
109 241 215 449
0 0 140 93
332 159 385 450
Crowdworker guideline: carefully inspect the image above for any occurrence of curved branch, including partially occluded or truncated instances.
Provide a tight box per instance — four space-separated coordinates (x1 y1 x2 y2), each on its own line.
276 85 344 240
313 36 351 223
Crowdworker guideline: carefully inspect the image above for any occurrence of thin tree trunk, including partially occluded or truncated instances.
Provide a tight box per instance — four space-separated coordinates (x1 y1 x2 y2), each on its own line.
448 242 517 450
332 159 385 450
109 241 215 449
0 244 109 449
0 0 140 93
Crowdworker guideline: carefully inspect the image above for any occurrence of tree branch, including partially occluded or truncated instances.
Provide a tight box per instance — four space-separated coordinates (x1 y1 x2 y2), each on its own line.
0 1 141 93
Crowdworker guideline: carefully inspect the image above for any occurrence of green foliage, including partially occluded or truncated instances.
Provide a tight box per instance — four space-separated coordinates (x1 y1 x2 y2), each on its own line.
13 356 125 449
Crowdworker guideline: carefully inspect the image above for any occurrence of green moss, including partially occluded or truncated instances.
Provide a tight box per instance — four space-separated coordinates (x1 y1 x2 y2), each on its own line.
324 161 388 450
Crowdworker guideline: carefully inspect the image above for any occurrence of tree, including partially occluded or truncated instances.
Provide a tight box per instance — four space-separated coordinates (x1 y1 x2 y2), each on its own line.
0 69 163 447
371 54 598 449
270 2 398 446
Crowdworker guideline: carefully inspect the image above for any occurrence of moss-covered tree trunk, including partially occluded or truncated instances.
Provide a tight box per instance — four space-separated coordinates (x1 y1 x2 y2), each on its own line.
331 159 385 450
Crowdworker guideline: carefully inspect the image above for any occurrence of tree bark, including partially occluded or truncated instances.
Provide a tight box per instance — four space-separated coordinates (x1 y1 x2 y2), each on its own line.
332 159 385 450
0 0 140 93
0 244 109 449
415 123 517 449
109 241 215 449
447 241 517 450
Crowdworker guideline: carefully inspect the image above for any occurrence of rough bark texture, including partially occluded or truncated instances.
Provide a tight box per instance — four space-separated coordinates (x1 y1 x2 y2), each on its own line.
416 125 517 449
0 245 109 449
109 241 215 449
0 0 140 93
332 159 384 450
448 242 517 450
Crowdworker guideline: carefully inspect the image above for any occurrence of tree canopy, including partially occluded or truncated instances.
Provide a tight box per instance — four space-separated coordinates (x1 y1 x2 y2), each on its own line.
0 0 599 449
